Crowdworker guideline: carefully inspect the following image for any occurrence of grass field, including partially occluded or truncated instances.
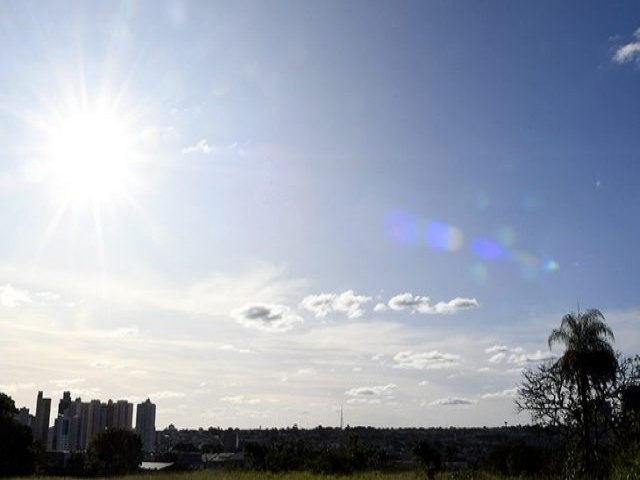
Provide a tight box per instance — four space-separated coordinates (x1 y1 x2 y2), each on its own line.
17 472 543 480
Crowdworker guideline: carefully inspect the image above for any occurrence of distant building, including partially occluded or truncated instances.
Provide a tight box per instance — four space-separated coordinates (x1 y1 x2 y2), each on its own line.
58 391 71 416
80 399 105 449
33 391 51 445
223 428 239 452
108 399 133 429
135 398 157 453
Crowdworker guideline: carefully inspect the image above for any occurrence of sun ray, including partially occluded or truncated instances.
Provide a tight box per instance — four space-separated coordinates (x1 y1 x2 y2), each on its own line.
34 200 70 264
92 199 106 276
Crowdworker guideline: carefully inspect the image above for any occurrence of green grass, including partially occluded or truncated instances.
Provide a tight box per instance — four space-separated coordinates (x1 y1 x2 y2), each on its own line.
17 472 535 480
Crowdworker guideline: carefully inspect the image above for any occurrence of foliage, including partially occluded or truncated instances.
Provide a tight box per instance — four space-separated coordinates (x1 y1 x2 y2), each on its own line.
0 392 35 477
0 393 17 418
244 434 388 474
517 310 640 478
87 427 142 476
483 442 560 477
413 440 443 479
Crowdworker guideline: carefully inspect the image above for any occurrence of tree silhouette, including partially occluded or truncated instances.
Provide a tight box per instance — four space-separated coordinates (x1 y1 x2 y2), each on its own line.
87 427 142 476
0 392 35 477
547 309 618 472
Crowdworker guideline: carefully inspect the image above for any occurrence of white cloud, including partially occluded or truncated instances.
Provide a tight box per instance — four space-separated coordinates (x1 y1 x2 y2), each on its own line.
432 297 479 314
232 304 302 332
418 380 429 386
388 293 430 312
50 378 85 388
35 291 61 302
488 352 506 364
90 361 124 370
612 26 640 64
347 398 381 405
345 383 397 397
0 284 32 307
485 345 509 354
387 293 478 314
0 382 35 393
182 139 247 156
393 350 461 370
508 349 555 365
300 290 371 319
481 388 518 399
484 345 555 366
373 302 387 312
182 139 214 154
299 293 334 318
111 326 139 337
429 397 477 407
220 395 261 405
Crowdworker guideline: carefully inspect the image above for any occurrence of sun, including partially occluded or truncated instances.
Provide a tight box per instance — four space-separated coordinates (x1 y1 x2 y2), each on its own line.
44 107 136 205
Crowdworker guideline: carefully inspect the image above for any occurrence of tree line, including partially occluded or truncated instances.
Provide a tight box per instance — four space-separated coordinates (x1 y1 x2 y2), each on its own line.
0 395 141 477
2 307 640 478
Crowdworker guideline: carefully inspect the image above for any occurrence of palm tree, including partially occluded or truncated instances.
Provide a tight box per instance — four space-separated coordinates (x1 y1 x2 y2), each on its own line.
548 308 618 473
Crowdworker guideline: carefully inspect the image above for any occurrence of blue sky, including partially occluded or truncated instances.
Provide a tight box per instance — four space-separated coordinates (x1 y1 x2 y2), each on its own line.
1 1 640 428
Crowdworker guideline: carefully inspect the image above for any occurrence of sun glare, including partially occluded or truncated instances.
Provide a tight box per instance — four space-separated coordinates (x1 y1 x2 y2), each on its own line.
45 108 135 205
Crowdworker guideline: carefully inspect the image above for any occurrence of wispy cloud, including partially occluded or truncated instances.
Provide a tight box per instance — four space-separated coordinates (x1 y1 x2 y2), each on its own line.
481 388 518 399
232 304 302 332
613 27 640 64
393 350 461 370
181 139 247 156
220 395 261 405
300 290 371 319
387 292 478 314
148 391 186 399
428 397 477 407
485 345 509 354
345 383 397 397
484 345 555 366
111 326 140 337
0 382 35 393
0 284 32 307
50 378 85 388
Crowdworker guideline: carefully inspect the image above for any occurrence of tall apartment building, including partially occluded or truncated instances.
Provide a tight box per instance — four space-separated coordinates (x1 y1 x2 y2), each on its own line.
135 398 157 452
80 399 106 449
47 392 139 451
58 391 71 416
108 399 133 429
33 391 51 445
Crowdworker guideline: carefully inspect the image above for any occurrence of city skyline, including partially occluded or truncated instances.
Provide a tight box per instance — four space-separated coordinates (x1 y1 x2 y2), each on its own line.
15 390 156 453
1 2 640 429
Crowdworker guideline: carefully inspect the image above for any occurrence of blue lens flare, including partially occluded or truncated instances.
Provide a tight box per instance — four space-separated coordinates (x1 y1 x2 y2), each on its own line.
426 221 464 252
383 210 418 245
382 210 559 282
471 238 505 260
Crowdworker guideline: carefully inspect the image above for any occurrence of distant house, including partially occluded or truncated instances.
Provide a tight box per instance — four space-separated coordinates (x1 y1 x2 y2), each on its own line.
140 462 174 471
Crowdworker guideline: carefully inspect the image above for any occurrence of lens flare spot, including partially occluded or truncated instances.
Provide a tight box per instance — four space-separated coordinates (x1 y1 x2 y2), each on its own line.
543 259 560 272
471 238 505 260
426 221 464 252
383 210 418 245
476 193 491 211
497 226 515 247
522 192 542 210
471 263 488 284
